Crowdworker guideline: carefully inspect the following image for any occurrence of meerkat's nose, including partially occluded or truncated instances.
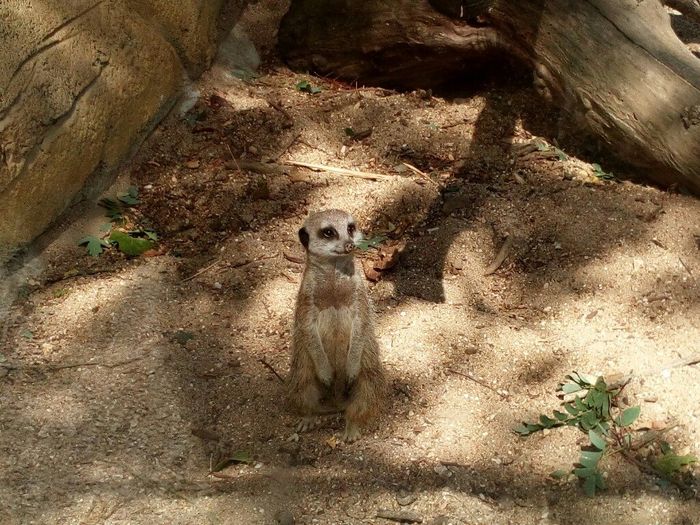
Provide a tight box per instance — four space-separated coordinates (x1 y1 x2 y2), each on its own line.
344 242 354 253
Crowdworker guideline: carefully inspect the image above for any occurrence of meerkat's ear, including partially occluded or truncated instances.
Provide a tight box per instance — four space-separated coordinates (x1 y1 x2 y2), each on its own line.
298 227 310 249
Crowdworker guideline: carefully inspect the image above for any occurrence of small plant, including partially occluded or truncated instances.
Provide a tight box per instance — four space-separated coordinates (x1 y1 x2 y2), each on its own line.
355 234 387 251
79 186 157 257
534 140 568 161
515 372 696 496
295 79 322 94
592 163 616 181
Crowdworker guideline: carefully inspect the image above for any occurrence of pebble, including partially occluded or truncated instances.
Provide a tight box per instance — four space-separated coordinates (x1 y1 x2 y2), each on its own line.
274 509 294 525
433 464 453 478
396 490 417 506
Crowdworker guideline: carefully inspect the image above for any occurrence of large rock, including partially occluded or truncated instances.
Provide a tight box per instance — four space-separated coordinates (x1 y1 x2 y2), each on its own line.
0 0 228 262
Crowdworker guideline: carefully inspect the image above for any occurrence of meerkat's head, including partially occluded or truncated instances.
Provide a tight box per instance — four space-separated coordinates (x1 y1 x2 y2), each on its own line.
298 209 361 260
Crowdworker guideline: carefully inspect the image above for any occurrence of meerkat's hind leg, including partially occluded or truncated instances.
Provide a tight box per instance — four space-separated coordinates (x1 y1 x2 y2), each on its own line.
342 420 361 443
296 416 321 433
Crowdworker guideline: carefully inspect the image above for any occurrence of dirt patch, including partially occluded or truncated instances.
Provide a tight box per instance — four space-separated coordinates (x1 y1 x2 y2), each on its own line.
2 4 700 524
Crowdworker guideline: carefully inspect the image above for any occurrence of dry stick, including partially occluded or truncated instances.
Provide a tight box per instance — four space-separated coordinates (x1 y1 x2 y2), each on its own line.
47 356 146 372
182 259 221 282
483 235 513 276
660 353 700 370
273 132 302 161
401 162 439 186
259 358 285 383
224 143 243 174
283 252 304 264
448 368 509 399
375 509 423 524
678 257 693 277
283 160 393 181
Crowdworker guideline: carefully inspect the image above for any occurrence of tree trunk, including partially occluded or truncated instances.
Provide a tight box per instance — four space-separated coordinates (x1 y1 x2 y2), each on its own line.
279 0 700 194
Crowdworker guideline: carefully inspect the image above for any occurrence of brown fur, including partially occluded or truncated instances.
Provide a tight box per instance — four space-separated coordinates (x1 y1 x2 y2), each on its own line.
286 210 387 441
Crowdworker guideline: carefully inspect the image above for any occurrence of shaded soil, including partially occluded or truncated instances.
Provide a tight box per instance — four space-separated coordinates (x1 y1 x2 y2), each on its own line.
1 3 700 524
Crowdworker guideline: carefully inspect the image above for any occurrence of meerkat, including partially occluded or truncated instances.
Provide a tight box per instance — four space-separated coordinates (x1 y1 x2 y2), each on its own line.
286 209 387 442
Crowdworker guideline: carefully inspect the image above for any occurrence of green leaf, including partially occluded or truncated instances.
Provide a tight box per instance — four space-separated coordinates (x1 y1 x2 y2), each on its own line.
514 424 532 435
574 397 587 412
20 329 33 339
355 234 387 251
615 406 640 427
561 383 582 394
579 450 603 468
584 474 597 496
117 193 140 206
144 230 159 241
295 80 322 94
555 148 568 161
108 230 154 257
78 235 109 257
588 430 607 451
127 185 139 198
553 410 568 421
654 453 697 476
539 415 557 427
574 467 595 478
550 469 568 479
601 394 610 418
586 390 604 411
659 441 673 455
344 127 355 136
564 403 579 416
581 411 599 430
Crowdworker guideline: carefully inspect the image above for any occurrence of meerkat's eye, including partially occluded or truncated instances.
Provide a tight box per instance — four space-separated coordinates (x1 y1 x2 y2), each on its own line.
321 227 337 239
347 223 356 236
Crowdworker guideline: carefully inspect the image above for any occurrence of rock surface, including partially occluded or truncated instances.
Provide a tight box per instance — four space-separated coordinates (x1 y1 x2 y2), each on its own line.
0 0 232 262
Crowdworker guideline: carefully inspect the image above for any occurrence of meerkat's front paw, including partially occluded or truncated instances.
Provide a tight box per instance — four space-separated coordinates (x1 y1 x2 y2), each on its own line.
316 362 334 387
296 417 319 433
342 421 361 443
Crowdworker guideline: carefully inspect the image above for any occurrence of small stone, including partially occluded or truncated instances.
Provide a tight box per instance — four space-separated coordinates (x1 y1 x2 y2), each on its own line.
396 490 417 506
274 509 295 525
213 282 223 290
185 160 200 169
433 464 452 478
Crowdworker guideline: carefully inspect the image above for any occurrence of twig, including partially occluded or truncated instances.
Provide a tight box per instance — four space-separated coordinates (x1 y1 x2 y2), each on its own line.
224 143 243 174
267 100 294 125
298 138 334 156
47 355 146 372
283 160 393 181
259 358 285 383
401 162 439 186
283 252 304 264
678 257 693 277
660 353 700 370
182 259 221 282
483 235 513 276
273 132 302 161
447 368 508 399
376 509 423 524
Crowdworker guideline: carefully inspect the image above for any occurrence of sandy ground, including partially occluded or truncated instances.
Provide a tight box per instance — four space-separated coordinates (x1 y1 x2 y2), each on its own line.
1 3 700 524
